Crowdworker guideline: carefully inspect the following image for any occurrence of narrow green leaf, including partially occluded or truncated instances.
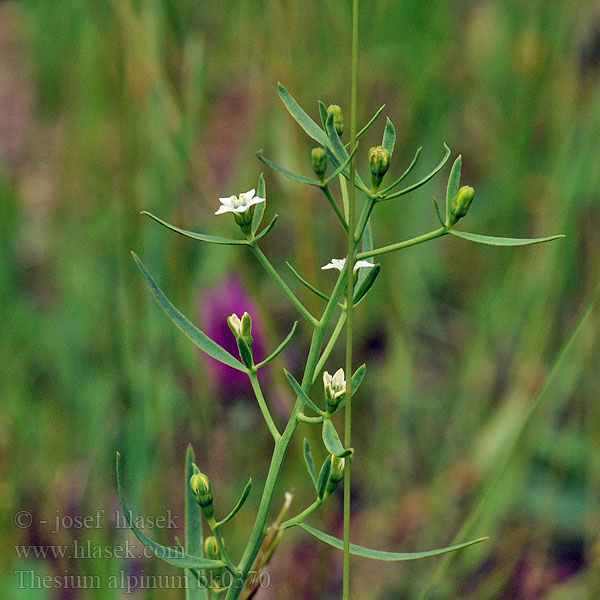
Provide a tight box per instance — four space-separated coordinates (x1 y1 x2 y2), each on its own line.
356 220 374 289
257 152 321 187
296 523 488 561
379 144 451 201
255 321 299 369
318 100 328 130
325 113 368 190
323 143 360 186
278 83 330 147
353 264 381 306
131 252 246 371
141 212 249 245
382 118 396 157
216 479 252 527
251 173 266 236
116 453 226 571
284 370 326 416
286 262 330 302
254 215 279 241
303 438 318 491
316 455 332 500
351 364 366 394
353 104 386 144
445 155 462 222
322 419 353 458
236 337 254 369
185 445 207 600
449 229 565 246
433 198 445 226
379 147 423 194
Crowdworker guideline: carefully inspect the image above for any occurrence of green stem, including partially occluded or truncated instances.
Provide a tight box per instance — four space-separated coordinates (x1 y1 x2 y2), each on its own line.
313 311 347 384
344 1 359 598
224 270 348 600
321 185 349 232
249 372 281 442
250 244 319 327
354 197 375 245
282 498 323 529
357 227 447 260
207 518 238 573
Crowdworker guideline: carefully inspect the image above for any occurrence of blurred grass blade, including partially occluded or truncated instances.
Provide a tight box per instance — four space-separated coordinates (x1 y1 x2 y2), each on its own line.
379 147 423 194
303 438 319 490
295 523 488 561
257 152 321 186
449 230 565 246
278 82 330 147
116 453 226 571
141 212 249 245
254 215 279 240
251 173 267 236
379 144 451 201
445 155 462 222
216 479 252 527
284 370 326 416
131 252 247 371
353 264 381 306
382 118 396 157
286 262 330 301
185 445 207 600
322 419 352 457
317 455 332 499
255 321 299 369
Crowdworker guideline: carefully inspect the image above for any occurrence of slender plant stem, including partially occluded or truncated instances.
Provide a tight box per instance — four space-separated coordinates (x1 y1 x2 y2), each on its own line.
250 244 319 327
322 185 350 232
357 227 447 260
282 498 323 529
343 2 359 598
313 311 347 384
249 372 281 441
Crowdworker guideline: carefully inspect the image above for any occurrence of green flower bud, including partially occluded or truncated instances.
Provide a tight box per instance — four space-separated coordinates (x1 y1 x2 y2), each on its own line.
369 146 391 191
323 368 346 415
190 472 214 518
240 312 253 346
327 104 344 137
324 456 345 497
204 536 220 560
450 185 475 222
311 147 327 179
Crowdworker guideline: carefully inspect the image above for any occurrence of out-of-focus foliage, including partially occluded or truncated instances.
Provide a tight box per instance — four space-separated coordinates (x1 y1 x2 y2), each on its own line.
1 1 599 598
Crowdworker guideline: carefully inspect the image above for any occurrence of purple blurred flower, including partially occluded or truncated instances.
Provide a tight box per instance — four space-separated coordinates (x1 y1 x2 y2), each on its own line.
199 275 266 397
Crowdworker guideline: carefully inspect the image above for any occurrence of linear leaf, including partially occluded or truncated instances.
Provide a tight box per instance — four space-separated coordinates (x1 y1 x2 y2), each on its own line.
351 364 366 394
278 83 330 147
322 419 352 458
449 229 565 246
354 105 386 143
116 453 226 571
251 173 266 236
445 155 462 222
185 445 207 600
382 118 396 157
284 370 325 416
141 212 248 245
255 321 299 369
254 215 279 241
296 523 488 561
303 438 318 491
356 220 374 289
433 198 445 226
216 479 252 527
257 152 321 187
316 455 332 500
318 100 328 130
379 144 451 201
132 252 246 371
323 143 360 186
353 264 381 306
379 147 423 194
286 262 330 301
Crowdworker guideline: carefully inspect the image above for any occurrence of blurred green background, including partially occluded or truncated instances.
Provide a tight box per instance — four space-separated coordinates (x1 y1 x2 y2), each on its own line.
2 0 600 598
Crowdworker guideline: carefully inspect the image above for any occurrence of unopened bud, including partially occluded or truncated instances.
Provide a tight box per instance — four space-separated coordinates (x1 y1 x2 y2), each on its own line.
240 312 253 346
311 147 327 179
369 146 391 191
190 472 214 518
450 185 475 222
327 105 344 137
324 456 345 497
204 536 220 559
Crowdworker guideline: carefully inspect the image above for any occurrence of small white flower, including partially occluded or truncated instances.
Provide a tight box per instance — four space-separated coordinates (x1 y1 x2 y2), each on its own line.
321 258 374 272
323 368 346 412
215 188 265 216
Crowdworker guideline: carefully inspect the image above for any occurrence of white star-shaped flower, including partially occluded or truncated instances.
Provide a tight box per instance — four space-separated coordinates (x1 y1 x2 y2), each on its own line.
321 258 374 272
215 189 265 215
